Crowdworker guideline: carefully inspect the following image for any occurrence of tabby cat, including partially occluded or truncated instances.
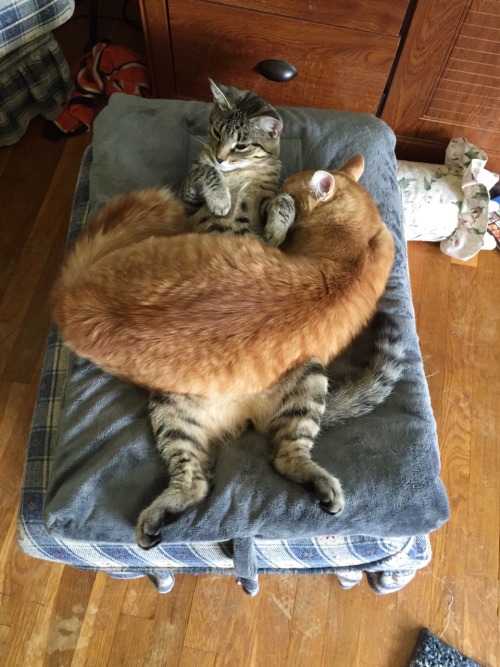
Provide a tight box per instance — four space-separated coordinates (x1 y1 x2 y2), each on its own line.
51 150 402 549
181 80 295 247
136 85 403 548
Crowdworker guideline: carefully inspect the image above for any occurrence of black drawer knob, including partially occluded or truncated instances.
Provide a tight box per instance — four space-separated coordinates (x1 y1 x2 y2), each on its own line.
256 59 298 82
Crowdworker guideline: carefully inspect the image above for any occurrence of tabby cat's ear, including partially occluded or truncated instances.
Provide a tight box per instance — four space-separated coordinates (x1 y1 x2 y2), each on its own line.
311 171 335 200
209 79 233 110
340 154 365 181
252 115 283 138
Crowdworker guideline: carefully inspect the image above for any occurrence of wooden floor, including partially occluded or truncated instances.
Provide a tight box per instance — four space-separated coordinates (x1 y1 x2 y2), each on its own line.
1 8 499 667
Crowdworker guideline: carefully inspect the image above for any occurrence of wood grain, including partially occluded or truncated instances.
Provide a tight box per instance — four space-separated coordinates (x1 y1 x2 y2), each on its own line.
382 0 500 171
0 5 498 667
138 0 175 98
165 0 399 112
211 0 410 37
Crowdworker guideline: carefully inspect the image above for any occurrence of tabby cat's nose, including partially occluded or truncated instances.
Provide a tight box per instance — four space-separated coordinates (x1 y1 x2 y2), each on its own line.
216 157 224 164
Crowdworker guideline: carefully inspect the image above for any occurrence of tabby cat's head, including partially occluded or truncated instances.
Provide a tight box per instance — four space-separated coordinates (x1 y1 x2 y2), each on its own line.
206 80 283 171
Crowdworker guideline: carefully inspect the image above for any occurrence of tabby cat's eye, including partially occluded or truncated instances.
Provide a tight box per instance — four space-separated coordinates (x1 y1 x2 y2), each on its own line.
235 143 249 151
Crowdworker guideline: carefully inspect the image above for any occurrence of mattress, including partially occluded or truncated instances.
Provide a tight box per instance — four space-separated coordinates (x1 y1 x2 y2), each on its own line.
18 96 449 596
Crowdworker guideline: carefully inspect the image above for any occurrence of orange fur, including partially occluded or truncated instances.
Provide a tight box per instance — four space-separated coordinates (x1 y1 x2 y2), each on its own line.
50 156 395 397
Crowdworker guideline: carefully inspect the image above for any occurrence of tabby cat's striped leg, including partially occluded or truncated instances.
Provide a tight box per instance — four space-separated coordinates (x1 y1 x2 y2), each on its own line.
136 393 215 549
181 161 231 217
263 193 295 247
269 360 345 515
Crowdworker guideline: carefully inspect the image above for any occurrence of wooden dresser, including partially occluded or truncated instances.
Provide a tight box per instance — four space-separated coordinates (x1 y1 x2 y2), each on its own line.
139 0 500 171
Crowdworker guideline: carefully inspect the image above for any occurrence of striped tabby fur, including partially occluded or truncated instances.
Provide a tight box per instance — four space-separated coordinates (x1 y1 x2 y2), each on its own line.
140 313 404 549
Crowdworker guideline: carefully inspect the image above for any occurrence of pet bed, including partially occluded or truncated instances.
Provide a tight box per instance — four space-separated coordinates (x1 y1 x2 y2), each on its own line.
18 95 449 596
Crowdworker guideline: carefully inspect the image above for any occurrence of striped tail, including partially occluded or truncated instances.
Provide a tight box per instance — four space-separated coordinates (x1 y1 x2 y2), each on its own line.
322 312 406 427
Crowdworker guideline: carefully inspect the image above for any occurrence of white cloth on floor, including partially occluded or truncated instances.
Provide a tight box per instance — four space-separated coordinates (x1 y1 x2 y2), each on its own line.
397 138 498 260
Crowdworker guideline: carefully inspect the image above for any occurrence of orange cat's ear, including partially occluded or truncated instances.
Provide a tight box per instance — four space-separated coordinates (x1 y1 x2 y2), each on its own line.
340 154 365 181
310 171 335 200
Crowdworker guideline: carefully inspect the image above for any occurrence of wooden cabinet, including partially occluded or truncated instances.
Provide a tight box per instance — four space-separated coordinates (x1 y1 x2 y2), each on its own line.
139 0 500 171
139 0 410 115
381 0 500 171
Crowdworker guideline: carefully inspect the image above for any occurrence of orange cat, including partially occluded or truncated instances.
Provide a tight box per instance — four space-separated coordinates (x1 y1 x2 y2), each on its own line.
51 155 395 399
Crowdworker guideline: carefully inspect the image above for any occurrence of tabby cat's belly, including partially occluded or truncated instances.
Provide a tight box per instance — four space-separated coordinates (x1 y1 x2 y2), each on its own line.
197 390 281 441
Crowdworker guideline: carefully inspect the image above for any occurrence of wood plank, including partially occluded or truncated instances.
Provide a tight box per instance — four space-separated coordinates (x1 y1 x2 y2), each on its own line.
465 251 499 580
179 646 216 667
284 575 330 666
70 574 109 667
211 575 261 666
121 577 159 620
143 574 197 666
0 564 64 667
0 120 65 307
0 379 42 569
42 568 95 667
355 583 399 667
106 613 154 667
184 576 232 653
462 575 499 667
322 580 365 666
1 201 70 384
69 574 127 667
0 132 91 381
393 563 459 665
0 622 10 656
249 575 297 666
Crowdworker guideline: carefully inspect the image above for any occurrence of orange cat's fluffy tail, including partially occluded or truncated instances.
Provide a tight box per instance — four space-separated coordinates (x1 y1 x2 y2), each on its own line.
51 189 187 329
57 189 186 287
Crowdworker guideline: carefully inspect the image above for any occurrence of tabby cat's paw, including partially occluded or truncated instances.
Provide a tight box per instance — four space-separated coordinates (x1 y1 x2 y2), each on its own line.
264 194 295 246
263 221 289 247
136 479 210 549
311 473 345 515
136 507 165 550
206 189 231 217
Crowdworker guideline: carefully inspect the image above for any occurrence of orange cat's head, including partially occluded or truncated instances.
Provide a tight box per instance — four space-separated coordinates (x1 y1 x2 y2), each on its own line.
283 155 365 215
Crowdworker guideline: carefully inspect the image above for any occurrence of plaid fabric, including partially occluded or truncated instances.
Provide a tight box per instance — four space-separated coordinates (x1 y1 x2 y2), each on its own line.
0 31 73 145
0 0 74 58
17 147 432 595
0 0 74 145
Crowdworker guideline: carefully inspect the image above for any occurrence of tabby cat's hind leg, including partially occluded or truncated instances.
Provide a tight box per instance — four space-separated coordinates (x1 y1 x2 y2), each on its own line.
136 393 215 549
269 360 345 515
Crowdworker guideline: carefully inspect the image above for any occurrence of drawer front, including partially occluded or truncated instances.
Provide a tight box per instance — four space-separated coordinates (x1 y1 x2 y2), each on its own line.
212 0 410 37
169 0 399 114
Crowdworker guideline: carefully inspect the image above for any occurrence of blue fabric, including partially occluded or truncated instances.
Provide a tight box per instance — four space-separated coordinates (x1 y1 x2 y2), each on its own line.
0 32 73 145
0 0 74 58
0 1 74 144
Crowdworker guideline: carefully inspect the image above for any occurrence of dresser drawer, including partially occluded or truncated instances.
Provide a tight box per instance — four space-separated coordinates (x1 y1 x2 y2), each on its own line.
212 0 410 37
169 0 400 113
